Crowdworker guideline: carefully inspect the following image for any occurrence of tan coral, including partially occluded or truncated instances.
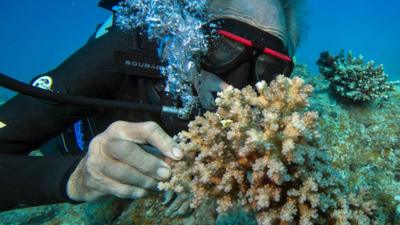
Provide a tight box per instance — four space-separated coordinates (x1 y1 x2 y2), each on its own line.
158 75 378 224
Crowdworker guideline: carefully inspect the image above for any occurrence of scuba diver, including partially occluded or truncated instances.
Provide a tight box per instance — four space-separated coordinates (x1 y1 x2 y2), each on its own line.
0 0 303 216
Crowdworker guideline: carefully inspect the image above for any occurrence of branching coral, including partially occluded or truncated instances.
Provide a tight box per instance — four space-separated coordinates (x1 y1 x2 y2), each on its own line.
159 75 378 224
317 49 399 102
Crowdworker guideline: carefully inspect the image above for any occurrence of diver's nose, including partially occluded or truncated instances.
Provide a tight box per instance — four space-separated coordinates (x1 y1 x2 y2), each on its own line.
193 70 229 110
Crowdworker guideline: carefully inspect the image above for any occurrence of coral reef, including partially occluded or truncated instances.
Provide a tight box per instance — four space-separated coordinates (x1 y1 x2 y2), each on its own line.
317 49 399 102
159 75 378 224
2 66 399 225
296 63 400 224
216 206 258 225
0 197 128 225
313 86 400 224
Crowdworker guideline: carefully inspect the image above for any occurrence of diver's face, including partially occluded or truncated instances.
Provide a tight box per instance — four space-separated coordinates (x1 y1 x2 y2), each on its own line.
193 70 229 110
195 19 293 110
201 19 293 88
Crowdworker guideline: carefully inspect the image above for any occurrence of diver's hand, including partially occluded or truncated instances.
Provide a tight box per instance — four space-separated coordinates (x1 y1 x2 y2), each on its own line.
163 191 193 217
66 121 183 202
194 70 229 110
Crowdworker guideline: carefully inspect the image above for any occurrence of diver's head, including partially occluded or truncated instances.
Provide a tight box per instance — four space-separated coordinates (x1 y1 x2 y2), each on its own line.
206 0 304 56
199 0 305 88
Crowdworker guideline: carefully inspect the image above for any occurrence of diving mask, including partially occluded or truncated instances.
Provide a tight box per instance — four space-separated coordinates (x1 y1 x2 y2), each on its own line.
202 19 294 84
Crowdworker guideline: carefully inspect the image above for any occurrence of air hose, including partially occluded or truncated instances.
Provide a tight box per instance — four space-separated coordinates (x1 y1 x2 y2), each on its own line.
0 73 190 156
0 73 162 113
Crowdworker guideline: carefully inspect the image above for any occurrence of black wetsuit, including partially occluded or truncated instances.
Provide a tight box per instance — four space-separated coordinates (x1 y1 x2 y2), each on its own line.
0 27 174 211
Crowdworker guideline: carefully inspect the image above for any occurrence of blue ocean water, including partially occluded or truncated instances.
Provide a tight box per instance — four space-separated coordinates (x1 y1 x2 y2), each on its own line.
296 0 400 80
0 0 399 99
0 0 109 98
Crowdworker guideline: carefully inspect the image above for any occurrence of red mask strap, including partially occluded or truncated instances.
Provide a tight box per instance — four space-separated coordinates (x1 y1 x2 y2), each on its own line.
217 30 292 62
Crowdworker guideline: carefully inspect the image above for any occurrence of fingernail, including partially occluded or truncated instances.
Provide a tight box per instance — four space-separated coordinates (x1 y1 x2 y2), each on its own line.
172 147 183 159
157 167 171 179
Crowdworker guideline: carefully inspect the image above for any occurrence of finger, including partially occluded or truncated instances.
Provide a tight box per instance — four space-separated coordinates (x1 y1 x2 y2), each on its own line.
78 189 106 202
140 122 183 160
102 156 159 190
140 144 165 158
162 191 176 205
86 172 150 199
106 121 183 160
165 193 191 217
171 201 192 218
164 157 173 165
105 139 172 181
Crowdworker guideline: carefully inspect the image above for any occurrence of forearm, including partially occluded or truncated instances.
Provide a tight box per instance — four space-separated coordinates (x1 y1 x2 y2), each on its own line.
0 154 83 212
0 27 135 211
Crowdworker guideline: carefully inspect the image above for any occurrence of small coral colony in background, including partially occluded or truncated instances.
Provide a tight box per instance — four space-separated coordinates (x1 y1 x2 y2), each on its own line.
159 75 380 225
317 49 399 103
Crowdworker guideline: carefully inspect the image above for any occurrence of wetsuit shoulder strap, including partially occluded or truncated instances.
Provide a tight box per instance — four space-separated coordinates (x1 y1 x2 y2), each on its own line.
114 28 164 79
97 1 164 79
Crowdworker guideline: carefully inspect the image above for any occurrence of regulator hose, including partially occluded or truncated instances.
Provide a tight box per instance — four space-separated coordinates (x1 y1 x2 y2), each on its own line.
0 73 162 113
